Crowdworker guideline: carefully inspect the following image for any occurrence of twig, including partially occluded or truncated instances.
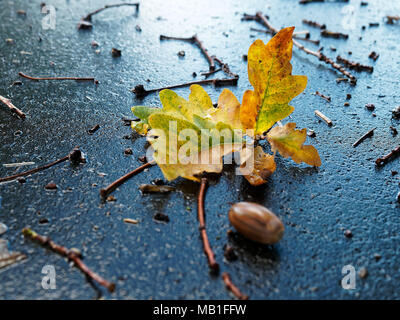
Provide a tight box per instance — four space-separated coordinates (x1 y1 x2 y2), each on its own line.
249 12 357 84
375 146 400 167
336 56 373 72
302 19 326 30
300 0 349 3
100 161 154 198
353 128 375 148
222 272 249 300
22 228 115 293
19 72 97 83
386 15 400 24
201 68 222 78
212 57 239 79
83 2 139 21
315 110 332 126
197 178 219 273
0 95 26 119
0 148 85 183
131 77 238 98
321 30 348 39
315 91 331 102
250 27 319 45
160 35 215 71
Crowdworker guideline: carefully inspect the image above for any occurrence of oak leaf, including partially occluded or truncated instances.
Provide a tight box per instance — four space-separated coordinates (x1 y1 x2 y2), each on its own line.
240 27 307 136
267 122 321 166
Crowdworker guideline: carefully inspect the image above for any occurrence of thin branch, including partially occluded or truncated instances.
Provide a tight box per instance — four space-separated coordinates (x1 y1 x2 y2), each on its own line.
22 228 115 293
0 95 26 119
197 178 219 273
302 19 326 30
375 146 400 167
131 77 238 98
0 147 85 183
315 91 331 102
222 272 249 300
321 30 348 39
336 56 373 72
247 12 357 84
19 72 97 83
315 110 333 126
82 2 139 21
160 34 215 71
353 128 375 148
100 161 155 198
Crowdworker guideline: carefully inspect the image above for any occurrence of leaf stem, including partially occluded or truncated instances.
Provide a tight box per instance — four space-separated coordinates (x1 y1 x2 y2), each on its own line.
375 146 400 167
197 178 219 273
100 161 155 198
0 95 26 119
22 228 115 293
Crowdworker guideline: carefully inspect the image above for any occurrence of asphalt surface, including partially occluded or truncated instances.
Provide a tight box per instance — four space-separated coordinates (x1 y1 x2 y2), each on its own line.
0 0 400 299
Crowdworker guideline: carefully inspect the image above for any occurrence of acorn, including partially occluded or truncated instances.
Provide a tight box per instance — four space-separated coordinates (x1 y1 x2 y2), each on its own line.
228 202 284 244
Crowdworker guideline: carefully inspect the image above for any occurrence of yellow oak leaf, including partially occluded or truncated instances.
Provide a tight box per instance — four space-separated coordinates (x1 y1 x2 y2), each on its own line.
240 27 307 136
239 146 276 186
267 122 321 167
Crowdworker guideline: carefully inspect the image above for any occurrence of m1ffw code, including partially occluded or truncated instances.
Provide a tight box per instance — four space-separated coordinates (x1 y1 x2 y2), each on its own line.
197 304 246 315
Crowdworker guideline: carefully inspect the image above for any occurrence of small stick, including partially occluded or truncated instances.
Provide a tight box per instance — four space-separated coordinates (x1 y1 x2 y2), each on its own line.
160 35 215 71
19 72 96 83
386 15 400 24
252 12 357 84
250 27 319 45
22 228 115 293
131 77 238 98
100 161 154 198
315 110 333 126
336 56 373 73
197 178 219 273
302 19 326 30
82 2 139 22
3 161 35 168
321 30 349 39
375 146 400 167
222 272 249 300
0 148 84 183
123 218 138 224
353 127 375 148
0 95 26 119
315 91 331 102
201 68 222 78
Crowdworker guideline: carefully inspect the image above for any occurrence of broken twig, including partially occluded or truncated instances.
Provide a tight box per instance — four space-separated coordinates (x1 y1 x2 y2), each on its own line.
100 161 155 198
375 146 400 167
315 110 332 126
22 228 115 292
336 56 373 72
160 34 215 71
315 91 331 102
0 95 26 119
19 72 97 83
222 272 249 300
0 148 85 183
197 178 219 273
353 128 375 148
131 77 238 98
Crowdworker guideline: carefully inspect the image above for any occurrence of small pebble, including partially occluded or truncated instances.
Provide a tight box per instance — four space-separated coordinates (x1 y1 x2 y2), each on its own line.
111 48 122 57
344 102 350 107
44 182 57 190
177 50 185 57
392 106 400 119
358 267 368 279
106 195 116 202
373 253 381 261
365 103 375 111
344 230 353 238
346 93 352 100
124 148 133 155
17 177 26 184
223 245 238 261
38 218 49 224
135 25 142 32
